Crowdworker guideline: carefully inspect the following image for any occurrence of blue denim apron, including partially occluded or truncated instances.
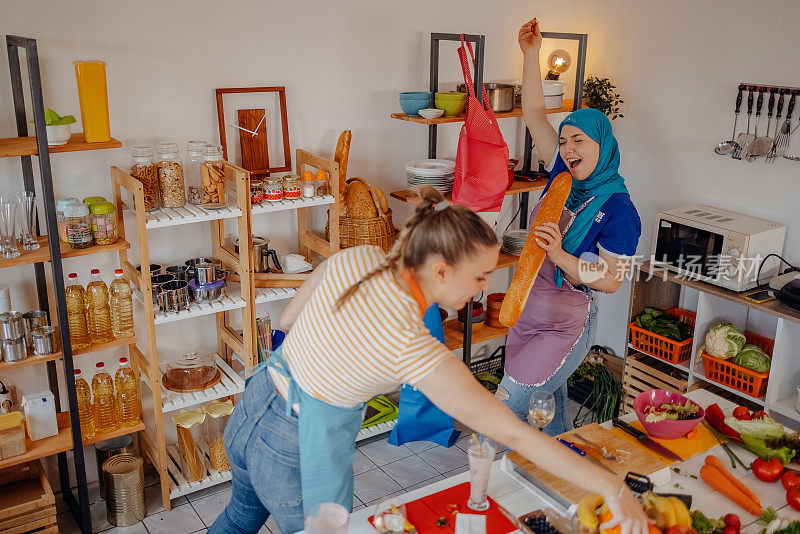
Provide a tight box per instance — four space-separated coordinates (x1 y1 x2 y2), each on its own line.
248 346 366 513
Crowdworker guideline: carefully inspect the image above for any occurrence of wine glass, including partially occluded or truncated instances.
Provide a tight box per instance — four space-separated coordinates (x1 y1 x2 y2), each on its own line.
527 390 556 430
373 499 407 534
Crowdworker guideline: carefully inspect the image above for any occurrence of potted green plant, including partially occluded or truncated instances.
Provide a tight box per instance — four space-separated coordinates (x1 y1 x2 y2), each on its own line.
582 76 624 120
29 108 77 145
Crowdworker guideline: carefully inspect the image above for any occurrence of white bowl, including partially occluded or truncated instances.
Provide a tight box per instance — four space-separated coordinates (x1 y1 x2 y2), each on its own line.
418 108 444 120
542 80 566 96
46 124 71 145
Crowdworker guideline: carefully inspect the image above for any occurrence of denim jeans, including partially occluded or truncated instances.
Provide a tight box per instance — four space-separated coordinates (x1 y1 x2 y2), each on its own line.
497 302 597 436
209 369 304 534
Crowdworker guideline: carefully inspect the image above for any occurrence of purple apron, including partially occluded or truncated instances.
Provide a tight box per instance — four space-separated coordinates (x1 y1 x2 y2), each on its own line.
504 201 593 386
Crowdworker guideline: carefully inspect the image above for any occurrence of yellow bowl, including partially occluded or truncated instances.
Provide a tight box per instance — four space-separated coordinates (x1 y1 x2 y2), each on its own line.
435 98 467 117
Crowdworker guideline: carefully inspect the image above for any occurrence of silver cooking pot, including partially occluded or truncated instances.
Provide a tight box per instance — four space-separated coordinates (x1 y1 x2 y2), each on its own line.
457 82 516 112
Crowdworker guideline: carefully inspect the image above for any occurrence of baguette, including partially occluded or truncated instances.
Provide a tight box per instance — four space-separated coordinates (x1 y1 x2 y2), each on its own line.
334 130 351 205
499 172 573 327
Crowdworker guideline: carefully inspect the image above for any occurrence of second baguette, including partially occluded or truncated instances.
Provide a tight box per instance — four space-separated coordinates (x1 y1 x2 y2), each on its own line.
499 172 573 327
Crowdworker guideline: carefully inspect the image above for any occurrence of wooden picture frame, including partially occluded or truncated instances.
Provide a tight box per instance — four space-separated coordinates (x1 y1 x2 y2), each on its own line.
214 86 292 174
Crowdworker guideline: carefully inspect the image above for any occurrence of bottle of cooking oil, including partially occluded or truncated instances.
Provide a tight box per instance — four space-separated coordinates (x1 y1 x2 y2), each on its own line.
115 357 140 427
110 269 134 339
73 369 95 440
86 268 113 343
92 362 117 434
65 273 91 350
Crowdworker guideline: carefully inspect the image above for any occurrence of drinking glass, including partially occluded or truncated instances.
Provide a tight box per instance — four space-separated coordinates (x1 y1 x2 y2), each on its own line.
14 191 39 250
304 502 349 534
467 437 497 511
373 499 407 534
527 390 556 430
0 196 20 259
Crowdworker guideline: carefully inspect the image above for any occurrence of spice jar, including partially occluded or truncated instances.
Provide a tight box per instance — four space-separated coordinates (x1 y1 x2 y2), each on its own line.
283 175 302 200
201 145 226 209
64 201 93 249
171 409 206 482
57 198 79 243
250 178 264 204
130 145 159 211
186 140 206 205
315 169 329 196
157 142 186 208
89 201 117 245
203 399 233 471
0 411 26 461
302 171 316 198
263 177 283 202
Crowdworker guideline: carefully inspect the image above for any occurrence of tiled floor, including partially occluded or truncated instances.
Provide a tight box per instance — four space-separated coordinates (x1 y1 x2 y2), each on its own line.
56 401 582 533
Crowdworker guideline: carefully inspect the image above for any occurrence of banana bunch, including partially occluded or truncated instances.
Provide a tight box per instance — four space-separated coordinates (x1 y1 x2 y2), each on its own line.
642 492 691 530
577 494 606 531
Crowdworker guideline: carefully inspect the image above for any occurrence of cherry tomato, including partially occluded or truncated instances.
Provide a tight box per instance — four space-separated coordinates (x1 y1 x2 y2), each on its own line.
752 410 769 420
782 471 800 491
788 486 800 512
724 514 741 530
752 457 785 483
733 406 752 420
666 527 688 534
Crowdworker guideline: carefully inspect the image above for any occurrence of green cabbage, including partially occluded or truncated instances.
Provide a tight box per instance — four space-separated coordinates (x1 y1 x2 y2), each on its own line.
733 344 771 373
704 322 746 359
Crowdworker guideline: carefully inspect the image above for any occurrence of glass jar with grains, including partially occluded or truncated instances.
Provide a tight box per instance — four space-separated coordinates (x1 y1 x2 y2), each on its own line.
201 144 226 209
64 200 93 249
89 201 118 245
130 145 159 211
157 142 186 208
185 140 206 205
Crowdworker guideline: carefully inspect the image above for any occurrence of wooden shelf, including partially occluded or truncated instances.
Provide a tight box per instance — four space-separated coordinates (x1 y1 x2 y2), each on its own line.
82 420 145 447
389 100 574 125
0 335 136 374
72 335 137 356
0 412 72 471
442 319 508 350
0 133 121 158
0 236 130 270
0 352 62 373
496 251 519 271
390 177 547 205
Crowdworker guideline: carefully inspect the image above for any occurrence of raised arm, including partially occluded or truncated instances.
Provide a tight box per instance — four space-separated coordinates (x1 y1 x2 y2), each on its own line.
519 18 559 162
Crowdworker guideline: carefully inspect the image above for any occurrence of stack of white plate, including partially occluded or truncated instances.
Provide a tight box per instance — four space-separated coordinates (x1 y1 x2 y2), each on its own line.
502 230 528 256
405 159 456 194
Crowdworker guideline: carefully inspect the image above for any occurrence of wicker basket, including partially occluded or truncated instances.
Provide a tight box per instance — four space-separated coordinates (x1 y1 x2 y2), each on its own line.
327 209 398 253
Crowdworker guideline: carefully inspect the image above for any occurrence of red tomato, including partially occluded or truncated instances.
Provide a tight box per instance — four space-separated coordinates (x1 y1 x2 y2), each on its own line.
788 486 800 512
751 410 769 420
666 527 688 534
781 471 800 491
752 457 785 483
722 527 738 534
724 514 741 530
733 406 752 420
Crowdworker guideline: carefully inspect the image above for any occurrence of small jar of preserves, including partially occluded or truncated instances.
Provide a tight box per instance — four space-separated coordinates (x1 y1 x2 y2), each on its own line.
283 175 302 200
250 179 264 204
263 177 283 202
88 201 118 245
64 201 93 249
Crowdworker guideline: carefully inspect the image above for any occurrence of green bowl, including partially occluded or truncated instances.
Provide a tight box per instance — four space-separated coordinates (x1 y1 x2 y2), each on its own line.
435 91 467 101
434 98 467 117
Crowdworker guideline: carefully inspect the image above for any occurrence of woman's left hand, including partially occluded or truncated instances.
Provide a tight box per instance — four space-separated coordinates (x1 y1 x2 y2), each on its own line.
533 222 565 261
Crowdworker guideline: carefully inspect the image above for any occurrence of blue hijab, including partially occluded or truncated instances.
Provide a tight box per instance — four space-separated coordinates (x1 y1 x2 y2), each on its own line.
549 108 630 286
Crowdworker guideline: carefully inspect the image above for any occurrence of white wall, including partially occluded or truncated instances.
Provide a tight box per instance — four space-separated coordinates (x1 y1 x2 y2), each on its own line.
2 0 800 482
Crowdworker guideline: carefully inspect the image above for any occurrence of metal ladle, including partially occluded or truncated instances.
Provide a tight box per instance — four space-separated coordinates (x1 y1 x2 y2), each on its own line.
715 85 744 155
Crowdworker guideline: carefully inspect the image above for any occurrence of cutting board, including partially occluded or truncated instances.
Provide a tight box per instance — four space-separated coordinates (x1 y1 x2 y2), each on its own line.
610 420 722 461
506 423 669 504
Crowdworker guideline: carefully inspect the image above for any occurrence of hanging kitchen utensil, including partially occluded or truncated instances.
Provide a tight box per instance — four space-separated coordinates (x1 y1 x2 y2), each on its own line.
743 87 765 161
715 85 744 155
746 87 776 161
769 90 797 163
783 120 800 160
732 87 755 159
766 89 787 162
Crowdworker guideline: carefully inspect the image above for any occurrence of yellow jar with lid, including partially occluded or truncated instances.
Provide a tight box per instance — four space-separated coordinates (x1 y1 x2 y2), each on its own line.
283 175 302 200
203 400 233 471
172 409 206 482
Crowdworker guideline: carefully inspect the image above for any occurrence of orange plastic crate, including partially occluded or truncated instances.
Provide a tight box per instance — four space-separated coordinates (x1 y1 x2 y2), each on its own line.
628 308 696 364
701 331 774 398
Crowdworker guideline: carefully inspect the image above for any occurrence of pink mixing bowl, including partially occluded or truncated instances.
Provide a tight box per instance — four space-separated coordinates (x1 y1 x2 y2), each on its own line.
633 389 705 439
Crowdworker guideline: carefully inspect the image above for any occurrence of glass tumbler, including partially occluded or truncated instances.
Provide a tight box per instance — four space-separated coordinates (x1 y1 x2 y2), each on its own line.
0 196 20 259
14 191 39 250
467 438 496 511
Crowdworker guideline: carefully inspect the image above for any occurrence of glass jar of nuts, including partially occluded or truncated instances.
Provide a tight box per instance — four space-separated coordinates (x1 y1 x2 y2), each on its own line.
201 144 226 209
157 142 186 208
130 145 159 211
186 140 206 205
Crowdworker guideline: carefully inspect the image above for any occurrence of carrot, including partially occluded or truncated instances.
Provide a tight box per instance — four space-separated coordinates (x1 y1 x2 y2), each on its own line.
699 464 762 516
686 428 699 440
705 455 762 508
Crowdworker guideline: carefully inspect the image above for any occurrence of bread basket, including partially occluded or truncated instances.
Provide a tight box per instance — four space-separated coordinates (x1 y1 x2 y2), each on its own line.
327 177 397 253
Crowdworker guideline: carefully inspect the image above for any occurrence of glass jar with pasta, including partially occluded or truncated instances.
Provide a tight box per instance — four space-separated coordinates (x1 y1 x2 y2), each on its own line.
130 145 159 211
202 399 233 471
201 144 226 209
172 409 206 483
157 142 186 208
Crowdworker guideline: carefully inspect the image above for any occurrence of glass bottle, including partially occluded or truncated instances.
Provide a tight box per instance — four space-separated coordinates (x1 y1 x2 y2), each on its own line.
56 198 79 243
130 145 159 211
65 273 91 350
115 357 140 427
73 369 95 440
86 268 113 344
89 201 117 245
64 201 93 249
201 144 226 209
110 269 134 339
92 362 117 434
157 142 186 208
186 140 206 205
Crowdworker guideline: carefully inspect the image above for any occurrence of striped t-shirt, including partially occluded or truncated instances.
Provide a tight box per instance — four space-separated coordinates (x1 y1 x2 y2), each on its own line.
272 246 451 408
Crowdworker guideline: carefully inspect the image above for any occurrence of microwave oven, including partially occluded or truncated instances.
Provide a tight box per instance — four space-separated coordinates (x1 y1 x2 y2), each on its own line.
652 205 786 292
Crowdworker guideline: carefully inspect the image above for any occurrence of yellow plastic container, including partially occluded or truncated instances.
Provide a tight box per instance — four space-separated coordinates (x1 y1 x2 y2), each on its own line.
74 60 111 143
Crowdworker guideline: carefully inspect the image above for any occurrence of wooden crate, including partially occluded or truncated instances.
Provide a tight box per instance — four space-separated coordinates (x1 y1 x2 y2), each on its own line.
622 354 688 414
0 461 57 534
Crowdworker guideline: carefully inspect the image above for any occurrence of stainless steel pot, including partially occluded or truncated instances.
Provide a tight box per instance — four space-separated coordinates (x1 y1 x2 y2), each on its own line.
0 311 24 340
188 279 226 302
234 237 282 273
165 265 190 282
457 82 516 112
135 263 163 276
31 326 56 355
194 261 218 285
150 274 176 311
22 310 48 347
185 257 225 282
1 336 26 362
157 280 190 313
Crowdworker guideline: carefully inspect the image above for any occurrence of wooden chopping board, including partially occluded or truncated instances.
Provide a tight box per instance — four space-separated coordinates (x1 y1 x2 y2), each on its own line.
506 423 669 504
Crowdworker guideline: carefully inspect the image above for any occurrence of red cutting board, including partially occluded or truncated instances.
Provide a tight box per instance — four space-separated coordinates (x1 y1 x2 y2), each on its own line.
368 482 516 534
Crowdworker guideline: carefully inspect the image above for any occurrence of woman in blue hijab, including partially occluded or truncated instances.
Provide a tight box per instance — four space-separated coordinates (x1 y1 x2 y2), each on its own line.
496 18 641 435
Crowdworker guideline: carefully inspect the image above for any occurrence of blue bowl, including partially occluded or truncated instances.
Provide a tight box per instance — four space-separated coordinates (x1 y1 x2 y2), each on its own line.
400 91 431 99
271 329 286 350
399 93 431 116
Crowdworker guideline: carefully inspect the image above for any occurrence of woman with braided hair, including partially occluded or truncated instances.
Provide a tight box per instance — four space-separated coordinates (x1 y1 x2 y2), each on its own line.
211 188 649 534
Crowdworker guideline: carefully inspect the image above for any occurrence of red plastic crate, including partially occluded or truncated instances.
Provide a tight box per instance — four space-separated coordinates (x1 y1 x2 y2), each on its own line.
628 308 696 364
701 331 774 398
